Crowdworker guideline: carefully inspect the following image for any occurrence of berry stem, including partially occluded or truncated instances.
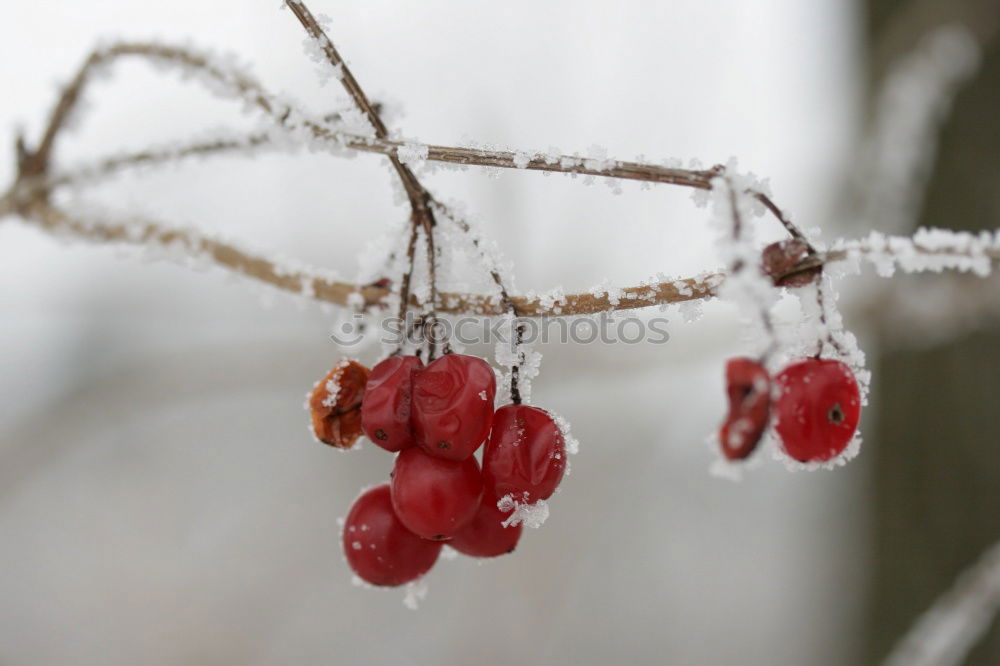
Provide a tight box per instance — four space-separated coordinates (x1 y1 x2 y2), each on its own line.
814 276 849 358
286 0 447 358
723 175 778 362
433 201 523 402
418 203 446 360
755 191 817 256
393 216 421 356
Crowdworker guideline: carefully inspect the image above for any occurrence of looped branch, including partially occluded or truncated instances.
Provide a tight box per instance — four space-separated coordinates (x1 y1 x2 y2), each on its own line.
1 7 997 325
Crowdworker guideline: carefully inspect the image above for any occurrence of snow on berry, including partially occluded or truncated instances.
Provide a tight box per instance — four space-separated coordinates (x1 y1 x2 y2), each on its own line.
308 359 369 448
484 404 566 503
773 358 862 464
497 494 550 529
449 496 523 557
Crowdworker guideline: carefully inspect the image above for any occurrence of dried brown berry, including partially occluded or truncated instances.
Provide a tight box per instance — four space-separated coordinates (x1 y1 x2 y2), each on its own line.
308 359 370 448
761 239 821 287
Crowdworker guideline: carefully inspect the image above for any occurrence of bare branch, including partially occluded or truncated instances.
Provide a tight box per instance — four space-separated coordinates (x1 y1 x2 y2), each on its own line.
8 198 996 318
9 199 719 315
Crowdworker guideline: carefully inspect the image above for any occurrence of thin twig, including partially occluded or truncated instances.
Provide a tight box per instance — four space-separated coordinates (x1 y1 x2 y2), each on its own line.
419 209 445 359
284 0 446 353
724 177 777 360
8 198 996 318
283 0 425 209
394 218 421 353
7 198 722 314
433 201 524 400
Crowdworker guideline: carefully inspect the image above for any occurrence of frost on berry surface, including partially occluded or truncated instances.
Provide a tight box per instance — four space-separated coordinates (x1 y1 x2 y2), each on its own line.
497 494 550 529
771 359 861 465
550 411 580 457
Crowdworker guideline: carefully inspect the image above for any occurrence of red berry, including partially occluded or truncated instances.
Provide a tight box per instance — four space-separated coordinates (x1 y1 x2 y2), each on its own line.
342 484 441 587
361 355 423 452
718 357 771 460
449 496 523 558
774 359 861 462
308 360 369 449
390 447 483 540
483 404 566 503
411 354 496 461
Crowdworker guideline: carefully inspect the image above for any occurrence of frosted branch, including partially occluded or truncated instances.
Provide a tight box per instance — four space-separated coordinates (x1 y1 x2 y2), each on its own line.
6 196 996 317
3 14 997 323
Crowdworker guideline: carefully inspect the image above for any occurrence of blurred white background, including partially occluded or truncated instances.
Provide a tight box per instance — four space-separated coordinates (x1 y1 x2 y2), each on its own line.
0 1 873 664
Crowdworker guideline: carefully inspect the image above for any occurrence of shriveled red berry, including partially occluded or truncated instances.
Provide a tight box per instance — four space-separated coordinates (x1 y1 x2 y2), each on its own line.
449 496 522 558
308 360 369 449
761 239 821 287
483 404 565 504
774 358 861 462
411 353 496 461
719 357 771 460
390 447 483 540
342 484 441 587
361 355 423 452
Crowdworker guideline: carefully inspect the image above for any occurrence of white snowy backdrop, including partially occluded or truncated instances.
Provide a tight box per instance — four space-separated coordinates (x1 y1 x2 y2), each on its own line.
0 1 871 664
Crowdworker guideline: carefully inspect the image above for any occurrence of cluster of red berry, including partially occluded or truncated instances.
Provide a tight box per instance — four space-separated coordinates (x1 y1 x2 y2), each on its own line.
309 353 567 587
719 356 861 464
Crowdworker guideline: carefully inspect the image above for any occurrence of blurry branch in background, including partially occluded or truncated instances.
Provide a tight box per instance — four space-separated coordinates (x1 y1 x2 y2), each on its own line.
868 0 999 86
884 539 1000 666
861 2 1000 664
854 21 990 237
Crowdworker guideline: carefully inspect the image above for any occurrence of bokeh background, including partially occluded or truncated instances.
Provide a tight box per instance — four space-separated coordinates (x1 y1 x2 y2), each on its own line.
0 1 997 664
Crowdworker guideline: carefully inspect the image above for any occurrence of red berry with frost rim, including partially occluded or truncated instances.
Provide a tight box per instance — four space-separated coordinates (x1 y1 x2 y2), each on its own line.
361 355 422 452
390 447 483 540
342 484 441 587
449 496 523 558
483 404 566 503
774 358 861 462
412 353 496 461
719 357 771 460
